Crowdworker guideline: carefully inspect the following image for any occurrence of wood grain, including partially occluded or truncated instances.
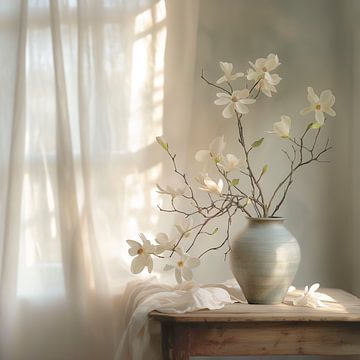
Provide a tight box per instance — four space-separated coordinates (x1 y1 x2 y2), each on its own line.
186 322 360 356
151 289 360 358
151 288 360 323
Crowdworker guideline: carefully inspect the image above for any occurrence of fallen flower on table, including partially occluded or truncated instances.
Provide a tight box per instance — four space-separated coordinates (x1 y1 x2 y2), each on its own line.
291 283 326 308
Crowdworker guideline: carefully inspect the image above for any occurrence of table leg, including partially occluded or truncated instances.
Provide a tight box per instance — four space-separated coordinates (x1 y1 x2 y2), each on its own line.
161 323 190 360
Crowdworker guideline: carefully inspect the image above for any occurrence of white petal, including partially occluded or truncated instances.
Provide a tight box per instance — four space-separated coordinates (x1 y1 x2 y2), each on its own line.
265 53 280 71
182 267 193 281
131 255 146 274
217 179 224 193
307 297 320 308
214 97 231 105
216 75 227 84
281 115 291 129
229 72 244 80
186 257 201 268
315 110 325 125
126 240 141 249
261 86 272 97
146 256 153 273
222 103 234 118
307 87 319 104
203 178 218 189
223 153 239 171
143 240 155 253
195 173 207 186
246 69 258 81
240 98 256 104
308 283 320 294
320 90 332 104
175 268 182 284
254 57 266 70
293 296 307 306
128 247 140 256
273 122 288 138
139 233 148 243
270 73 281 85
235 101 249 114
264 71 273 83
219 61 233 75
300 106 313 116
324 107 336 117
155 232 168 245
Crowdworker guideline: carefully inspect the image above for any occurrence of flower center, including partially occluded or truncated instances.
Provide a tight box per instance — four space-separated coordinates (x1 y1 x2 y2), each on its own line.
137 248 144 255
315 104 321 110
231 96 238 102
177 261 184 268
262 66 267 72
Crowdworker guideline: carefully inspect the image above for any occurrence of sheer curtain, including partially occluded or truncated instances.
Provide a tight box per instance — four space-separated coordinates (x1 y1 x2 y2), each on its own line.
0 0 199 359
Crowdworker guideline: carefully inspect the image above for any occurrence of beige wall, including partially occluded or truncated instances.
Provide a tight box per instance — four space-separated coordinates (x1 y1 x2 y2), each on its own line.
186 0 359 357
189 0 358 289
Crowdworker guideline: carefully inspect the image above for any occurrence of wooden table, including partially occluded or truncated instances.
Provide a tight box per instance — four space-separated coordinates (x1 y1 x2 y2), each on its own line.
150 289 360 359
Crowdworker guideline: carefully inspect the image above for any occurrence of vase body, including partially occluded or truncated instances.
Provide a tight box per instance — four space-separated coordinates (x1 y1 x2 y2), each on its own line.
230 217 300 304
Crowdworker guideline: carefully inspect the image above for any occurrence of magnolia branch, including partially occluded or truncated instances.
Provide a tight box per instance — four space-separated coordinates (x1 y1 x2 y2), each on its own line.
269 123 332 216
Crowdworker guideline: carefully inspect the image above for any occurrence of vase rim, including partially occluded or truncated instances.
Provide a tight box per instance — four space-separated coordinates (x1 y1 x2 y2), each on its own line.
246 216 285 222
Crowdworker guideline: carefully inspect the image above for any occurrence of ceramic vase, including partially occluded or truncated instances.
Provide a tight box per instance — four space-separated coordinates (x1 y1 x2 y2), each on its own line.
230 217 301 304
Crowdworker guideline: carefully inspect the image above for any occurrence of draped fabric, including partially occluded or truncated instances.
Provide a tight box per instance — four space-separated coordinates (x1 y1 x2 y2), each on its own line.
0 1 199 359
0 0 359 359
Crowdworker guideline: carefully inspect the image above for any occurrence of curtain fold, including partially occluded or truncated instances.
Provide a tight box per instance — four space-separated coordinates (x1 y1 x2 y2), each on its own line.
0 1 28 358
0 0 199 359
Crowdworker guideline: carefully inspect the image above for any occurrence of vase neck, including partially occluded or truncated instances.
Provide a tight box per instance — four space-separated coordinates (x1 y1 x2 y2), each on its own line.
246 217 285 224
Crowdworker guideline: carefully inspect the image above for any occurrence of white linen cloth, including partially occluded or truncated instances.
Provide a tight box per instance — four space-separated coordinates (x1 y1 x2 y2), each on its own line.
116 279 333 360
115 278 246 360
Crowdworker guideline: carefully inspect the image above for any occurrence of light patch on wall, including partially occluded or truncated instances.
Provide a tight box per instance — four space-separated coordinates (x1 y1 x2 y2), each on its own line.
128 0 167 153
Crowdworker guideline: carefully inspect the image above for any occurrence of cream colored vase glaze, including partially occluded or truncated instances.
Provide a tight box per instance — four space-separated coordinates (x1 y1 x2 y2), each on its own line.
230 217 300 304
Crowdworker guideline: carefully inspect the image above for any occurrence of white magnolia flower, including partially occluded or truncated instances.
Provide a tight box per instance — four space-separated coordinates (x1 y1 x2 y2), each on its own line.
195 135 226 168
156 184 185 199
300 87 336 126
127 233 156 274
292 283 325 308
175 218 193 238
267 115 291 138
214 89 256 118
154 232 175 253
163 248 201 284
216 61 244 84
218 153 244 172
247 53 281 97
196 173 223 194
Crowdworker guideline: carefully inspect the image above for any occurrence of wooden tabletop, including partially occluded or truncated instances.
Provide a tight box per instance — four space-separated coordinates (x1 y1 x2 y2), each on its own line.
150 288 360 323
152 289 360 358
